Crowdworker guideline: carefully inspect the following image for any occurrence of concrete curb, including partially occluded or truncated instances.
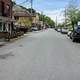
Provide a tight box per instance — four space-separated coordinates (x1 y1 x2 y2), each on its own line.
0 42 6 47
0 33 30 48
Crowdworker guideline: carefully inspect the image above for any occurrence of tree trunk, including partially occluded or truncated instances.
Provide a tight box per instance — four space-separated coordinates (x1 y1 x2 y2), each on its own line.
72 21 75 31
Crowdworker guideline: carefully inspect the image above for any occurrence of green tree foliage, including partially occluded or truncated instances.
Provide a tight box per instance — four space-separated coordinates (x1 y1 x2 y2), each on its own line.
65 2 79 30
57 23 64 28
77 10 80 21
27 8 36 14
37 13 55 26
43 16 55 26
19 5 28 11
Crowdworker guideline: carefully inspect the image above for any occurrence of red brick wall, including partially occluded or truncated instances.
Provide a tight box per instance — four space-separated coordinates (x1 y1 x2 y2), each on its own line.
0 1 2 16
0 0 12 18
2 0 11 5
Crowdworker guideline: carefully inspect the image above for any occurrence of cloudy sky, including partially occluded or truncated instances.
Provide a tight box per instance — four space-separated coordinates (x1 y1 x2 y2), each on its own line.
16 0 80 23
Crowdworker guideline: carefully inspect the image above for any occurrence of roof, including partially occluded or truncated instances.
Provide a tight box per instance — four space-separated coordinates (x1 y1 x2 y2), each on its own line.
13 5 35 17
14 11 31 17
13 5 26 12
13 5 31 17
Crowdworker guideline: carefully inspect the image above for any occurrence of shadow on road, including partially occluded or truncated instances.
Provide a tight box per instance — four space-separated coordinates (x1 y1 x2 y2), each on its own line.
0 52 14 60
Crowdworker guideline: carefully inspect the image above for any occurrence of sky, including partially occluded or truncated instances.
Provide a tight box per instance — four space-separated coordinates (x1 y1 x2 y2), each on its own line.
15 0 80 23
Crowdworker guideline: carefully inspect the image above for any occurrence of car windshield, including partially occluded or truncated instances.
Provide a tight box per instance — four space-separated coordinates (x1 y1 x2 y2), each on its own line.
77 25 80 29
0 0 80 80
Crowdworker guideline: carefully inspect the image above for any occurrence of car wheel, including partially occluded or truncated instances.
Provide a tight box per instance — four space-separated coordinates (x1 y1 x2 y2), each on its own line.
70 36 72 39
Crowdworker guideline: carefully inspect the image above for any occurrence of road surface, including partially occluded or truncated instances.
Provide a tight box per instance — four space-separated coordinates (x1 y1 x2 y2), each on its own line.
0 29 80 80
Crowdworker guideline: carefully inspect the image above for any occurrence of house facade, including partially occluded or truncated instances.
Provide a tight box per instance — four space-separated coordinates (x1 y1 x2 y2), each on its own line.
32 14 44 30
13 5 32 27
13 11 32 27
0 0 13 34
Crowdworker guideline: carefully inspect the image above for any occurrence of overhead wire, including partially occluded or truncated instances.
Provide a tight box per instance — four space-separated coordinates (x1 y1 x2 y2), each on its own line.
18 0 29 5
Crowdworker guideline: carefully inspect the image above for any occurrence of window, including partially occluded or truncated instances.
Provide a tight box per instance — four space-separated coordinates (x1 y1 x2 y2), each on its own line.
3 23 6 31
0 22 2 31
14 16 19 20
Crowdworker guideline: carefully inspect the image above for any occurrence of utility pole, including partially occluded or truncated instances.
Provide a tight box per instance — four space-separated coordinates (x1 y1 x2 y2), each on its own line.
41 11 43 20
64 8 67 28
55 16 57 28
30 0 33 27
31 0 33 14
41 11 44 26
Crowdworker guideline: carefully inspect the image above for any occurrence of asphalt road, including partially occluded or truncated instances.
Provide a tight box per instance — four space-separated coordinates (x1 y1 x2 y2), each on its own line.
0 29 80 80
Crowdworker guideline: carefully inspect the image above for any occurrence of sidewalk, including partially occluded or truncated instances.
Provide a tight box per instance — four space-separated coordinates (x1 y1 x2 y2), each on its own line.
0 34 28 47
0 38 7 47
0 32 33 47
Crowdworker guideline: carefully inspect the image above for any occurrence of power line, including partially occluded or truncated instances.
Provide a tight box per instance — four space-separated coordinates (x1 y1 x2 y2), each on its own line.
18 0 29 5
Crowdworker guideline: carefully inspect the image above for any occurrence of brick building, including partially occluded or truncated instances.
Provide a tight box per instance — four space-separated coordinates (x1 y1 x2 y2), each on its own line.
0 0 13 34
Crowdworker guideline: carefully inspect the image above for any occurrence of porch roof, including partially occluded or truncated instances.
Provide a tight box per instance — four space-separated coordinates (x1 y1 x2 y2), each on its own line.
0 17 15 22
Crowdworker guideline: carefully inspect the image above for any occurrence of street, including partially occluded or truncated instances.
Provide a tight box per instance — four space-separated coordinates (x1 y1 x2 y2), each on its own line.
0 29 80 80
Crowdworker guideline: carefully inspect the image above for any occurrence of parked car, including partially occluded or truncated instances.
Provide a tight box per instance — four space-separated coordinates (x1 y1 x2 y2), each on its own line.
61 28 68 34
70 25 80 42
57 28 61 32
67 30 72 37
54 28 58 31
31 27 38 31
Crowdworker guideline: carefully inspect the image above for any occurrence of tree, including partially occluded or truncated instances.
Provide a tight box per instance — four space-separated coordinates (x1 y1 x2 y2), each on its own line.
43 16 55 26
27 8 36 14
57 23 65 29
77 10 80 21
65 2 79 30
37 13 55 26
12 1 16 6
